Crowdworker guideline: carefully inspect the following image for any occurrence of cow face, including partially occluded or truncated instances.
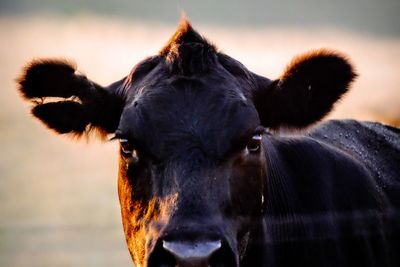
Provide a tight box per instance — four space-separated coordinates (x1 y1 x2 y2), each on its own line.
17 19 356 266
116 50 266 266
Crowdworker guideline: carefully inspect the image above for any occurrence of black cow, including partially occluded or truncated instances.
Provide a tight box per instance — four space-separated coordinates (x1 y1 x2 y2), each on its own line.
17 19 400 267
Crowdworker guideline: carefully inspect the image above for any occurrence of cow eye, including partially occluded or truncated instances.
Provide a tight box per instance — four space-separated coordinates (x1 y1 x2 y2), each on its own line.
246 134 262 153
119 139 131 153
119 139 138 159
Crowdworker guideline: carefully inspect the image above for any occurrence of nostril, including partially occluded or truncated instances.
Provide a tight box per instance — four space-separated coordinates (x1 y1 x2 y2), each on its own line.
209 243 236 267
162 240 222 266
147 241 176 267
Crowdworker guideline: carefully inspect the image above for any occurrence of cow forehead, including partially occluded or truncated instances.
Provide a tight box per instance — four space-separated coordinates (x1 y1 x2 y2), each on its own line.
118 77 260 159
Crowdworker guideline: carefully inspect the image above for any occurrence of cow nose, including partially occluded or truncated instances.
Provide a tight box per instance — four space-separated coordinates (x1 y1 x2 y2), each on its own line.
149 237 235 267
162 240 221 267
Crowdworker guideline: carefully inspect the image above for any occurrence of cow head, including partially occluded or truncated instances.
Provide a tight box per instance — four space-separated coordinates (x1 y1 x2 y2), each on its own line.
17 19 356 266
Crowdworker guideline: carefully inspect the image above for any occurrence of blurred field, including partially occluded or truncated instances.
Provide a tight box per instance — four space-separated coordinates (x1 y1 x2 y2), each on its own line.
0 15 399 267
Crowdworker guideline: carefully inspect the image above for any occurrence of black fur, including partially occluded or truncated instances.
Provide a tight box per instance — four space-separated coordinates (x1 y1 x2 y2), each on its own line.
32 101 89 134
17 59 79 99
18 59 124 138
160 19 217 75
16 18 399 267
253 49 357 128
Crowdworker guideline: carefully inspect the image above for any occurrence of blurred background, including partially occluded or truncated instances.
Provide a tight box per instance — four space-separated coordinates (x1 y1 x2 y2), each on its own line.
0 1 399 266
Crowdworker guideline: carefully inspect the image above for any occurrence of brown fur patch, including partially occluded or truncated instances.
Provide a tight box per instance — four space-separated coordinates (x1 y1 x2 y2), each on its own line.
159 17 216 55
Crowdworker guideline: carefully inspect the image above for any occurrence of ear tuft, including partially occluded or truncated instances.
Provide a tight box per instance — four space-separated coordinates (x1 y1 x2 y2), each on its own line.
17 59 78 100
281 49 357 89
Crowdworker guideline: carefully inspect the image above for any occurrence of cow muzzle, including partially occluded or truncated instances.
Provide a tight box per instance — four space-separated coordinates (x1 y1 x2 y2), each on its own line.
148 237 237 267
163 239 221 266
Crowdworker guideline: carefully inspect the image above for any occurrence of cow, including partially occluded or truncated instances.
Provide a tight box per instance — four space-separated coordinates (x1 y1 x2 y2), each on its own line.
17 18 400 267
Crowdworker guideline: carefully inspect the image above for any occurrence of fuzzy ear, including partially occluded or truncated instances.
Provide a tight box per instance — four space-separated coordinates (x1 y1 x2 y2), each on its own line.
17 59 124 138
253 49 357 128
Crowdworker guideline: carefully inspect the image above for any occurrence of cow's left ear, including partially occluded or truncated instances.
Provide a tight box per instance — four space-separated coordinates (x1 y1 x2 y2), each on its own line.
253 49 357 128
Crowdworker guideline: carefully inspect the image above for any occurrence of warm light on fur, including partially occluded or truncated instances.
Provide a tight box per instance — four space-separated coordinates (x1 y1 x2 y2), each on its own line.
16 18 399 267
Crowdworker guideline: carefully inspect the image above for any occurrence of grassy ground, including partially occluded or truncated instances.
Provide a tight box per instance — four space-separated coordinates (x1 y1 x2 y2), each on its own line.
0 15 399 267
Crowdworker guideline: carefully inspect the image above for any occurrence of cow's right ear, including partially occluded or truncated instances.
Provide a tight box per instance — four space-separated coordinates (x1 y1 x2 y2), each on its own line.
17 59 125 139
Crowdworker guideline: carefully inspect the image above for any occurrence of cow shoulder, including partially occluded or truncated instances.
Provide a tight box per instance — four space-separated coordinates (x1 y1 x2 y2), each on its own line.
310 119 400 206
265 134 383 217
